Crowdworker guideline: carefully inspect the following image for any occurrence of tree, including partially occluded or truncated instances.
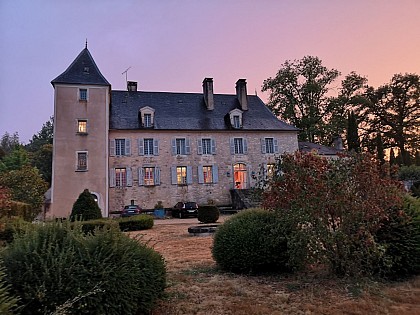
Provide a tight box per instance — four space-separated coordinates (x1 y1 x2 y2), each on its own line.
416 151 420 166
262 56 340 143
70 189 102 221
0 166 48 220
30 144 53 185
364 73 420 165
376 133 385 165
347 111 360 152
0 147 30 173
263 152 404 277
0 132 20 157
26 117 53 152
389 149 396 165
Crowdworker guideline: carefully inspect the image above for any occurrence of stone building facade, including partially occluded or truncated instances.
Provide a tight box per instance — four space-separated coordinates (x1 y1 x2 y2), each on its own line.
50 46 298 218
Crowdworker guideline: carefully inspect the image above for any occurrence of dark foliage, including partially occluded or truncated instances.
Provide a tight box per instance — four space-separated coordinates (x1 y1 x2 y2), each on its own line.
70 189 102 221
118 214 154 231
197 205 220 223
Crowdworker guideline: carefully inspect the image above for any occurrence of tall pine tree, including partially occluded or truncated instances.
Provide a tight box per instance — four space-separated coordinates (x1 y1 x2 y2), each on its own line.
376 133 385 164
347 111 360 152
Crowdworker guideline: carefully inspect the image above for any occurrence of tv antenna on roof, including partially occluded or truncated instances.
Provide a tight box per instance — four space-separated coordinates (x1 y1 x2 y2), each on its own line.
122 66 132 86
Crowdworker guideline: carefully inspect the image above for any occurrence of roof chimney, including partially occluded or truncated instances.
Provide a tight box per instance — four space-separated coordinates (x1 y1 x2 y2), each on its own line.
127 81 137 92
236 79 248 111
203 78 214 110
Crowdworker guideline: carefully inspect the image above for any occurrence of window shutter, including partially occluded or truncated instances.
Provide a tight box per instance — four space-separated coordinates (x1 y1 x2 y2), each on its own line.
154 139 159 156
138 168 144 186
171 139 176 155
109 168 116 187
213 164 219 183
155 167 161 185
274 138 279 153
138 138 144 156
125 139 131 156
185 138 191 155
230 138 235 155
197 139 203 155
171 166 177 184
126 167 133 187
109 140 116 156
243 138 248 154
186 166 193 184
261 138 266 154
211 139 216 154
198 165 204 184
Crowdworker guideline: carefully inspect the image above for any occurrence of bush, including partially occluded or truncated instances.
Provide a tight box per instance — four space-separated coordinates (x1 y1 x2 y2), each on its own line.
70 189 102 221
376 195 420 278
1 221 166 315
198 205 220 223
212 209 291 274
0 261 19 315
118 214 154 231
0 217 31 244
73 218 119 235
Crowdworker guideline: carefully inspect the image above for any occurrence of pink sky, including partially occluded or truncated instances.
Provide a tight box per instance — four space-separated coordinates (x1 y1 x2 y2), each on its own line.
1 0 419 143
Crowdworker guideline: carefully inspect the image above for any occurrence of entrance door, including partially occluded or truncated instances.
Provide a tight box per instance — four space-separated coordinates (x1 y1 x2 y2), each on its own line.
233 163 248 189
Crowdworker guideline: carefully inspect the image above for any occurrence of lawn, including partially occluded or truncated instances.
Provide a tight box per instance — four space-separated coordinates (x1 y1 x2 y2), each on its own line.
135 218 420 315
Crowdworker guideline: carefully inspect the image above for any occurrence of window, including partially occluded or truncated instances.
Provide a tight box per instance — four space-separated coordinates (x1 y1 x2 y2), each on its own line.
171 166 192 185
77 120 87 133
76 152 87 171
233 115 241 128
265 138 274 154
232 138 247 154
198 165 219 184
79 89 87 101
139 167 161 186
267 163 275 177
144 114 152 127
110 139 131 156
261 137 279 154
197 138 215 155
115 168 126 187
172 138 190 155
144 139 154 155
110 167 132 187
177 166 187 184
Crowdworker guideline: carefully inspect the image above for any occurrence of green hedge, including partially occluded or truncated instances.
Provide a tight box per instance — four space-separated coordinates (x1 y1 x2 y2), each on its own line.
212 209 291 274
1 221 166 315
198 205 220 223
72 219 119 235
118 214 154 231
0 217 31 245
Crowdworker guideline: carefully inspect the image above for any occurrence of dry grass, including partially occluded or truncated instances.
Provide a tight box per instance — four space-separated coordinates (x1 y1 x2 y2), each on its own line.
133 218 420 315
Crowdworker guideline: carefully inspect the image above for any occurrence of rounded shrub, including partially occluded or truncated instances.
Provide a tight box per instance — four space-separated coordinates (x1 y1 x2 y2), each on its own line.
1 221 166 315
212 208 290 274
118 214 154 231
198 205 220 223
70 189 102 221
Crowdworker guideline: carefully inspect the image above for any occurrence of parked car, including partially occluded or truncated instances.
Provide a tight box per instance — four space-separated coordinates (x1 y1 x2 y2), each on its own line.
172 202 198 218
121 205 143 217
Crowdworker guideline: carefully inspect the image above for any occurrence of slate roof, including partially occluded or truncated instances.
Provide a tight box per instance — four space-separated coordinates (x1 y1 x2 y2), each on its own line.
298 141 342 156
110 90 298 131
51 48 110 86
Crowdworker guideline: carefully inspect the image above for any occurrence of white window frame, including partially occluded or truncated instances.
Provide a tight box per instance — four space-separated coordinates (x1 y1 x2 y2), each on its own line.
171 166 193 185
234 138 244 154
172 138 191 155
144 138 154 155
229 108 243 128
144 114 152 127
261 137 279 154
139 106 155 128
77 119 87 134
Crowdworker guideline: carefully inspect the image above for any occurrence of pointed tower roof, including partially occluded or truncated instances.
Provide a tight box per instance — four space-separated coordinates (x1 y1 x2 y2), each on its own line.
51 47 110 86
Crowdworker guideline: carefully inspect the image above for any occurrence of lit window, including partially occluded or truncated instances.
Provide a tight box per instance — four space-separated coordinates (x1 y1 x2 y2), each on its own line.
267 163 275 177
233 115 241 128
176 138 186 155
115 139 126 156
115 168 127 187
234 138 244 154
144 139 154 155
202 138 212 155
176 166 187 185
265 138 274 154
79 89 87 101
77 152 87 171
78 120 87 133
144 167 155 186
144 114 152 127
203 166 213 183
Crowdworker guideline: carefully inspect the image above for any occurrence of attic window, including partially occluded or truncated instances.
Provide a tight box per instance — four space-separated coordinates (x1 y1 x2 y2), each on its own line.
139 106 155 128
229 108 243 129
83 67 89 73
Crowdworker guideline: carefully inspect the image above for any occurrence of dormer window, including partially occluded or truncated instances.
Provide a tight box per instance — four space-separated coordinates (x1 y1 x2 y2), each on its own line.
229 108 243 129
139 106 155 128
